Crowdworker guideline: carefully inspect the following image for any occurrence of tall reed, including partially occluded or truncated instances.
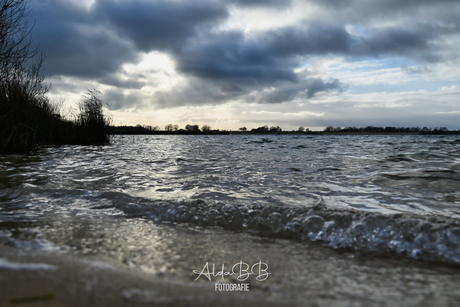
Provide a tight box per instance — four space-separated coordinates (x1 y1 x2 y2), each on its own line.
71 89 111 145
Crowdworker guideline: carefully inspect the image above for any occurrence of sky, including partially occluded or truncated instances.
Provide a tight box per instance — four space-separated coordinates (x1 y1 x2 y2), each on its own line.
27 0 460 131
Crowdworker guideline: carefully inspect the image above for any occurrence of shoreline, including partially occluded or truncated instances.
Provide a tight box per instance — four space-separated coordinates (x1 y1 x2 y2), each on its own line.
108 131 460 136
108 130 460 135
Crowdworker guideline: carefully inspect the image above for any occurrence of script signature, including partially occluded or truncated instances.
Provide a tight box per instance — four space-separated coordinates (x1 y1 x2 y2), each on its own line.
193 260 270 281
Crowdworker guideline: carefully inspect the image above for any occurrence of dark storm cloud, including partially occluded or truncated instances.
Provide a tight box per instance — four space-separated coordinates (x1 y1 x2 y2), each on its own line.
304 79 344 98
310 0 460 25
258 87 300 104
401 64 432 75
363 0 460 15
265 25 351 56
353 25 450 62
229 0 292 8
264 23 443 60
173 25 349 95
98 75 146 90
255 79 344 104
177 31 298 84
104 88 144 111
175 25 351 84
96 0 228 52
152 75 345 108
153 77 251 108
174 22 444 87
29 1 139 79
39 27 137 79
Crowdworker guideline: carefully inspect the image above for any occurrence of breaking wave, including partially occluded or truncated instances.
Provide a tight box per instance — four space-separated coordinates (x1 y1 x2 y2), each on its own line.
99 192 460 265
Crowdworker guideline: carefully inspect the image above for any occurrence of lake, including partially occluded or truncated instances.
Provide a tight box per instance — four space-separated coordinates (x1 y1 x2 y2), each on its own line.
1 134 460 306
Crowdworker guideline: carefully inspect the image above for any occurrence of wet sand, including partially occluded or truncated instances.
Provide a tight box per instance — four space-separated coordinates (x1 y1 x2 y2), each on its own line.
0 245 285 307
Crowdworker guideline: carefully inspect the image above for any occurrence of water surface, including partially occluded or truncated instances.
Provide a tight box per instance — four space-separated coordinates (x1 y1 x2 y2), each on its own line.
1 134 460 306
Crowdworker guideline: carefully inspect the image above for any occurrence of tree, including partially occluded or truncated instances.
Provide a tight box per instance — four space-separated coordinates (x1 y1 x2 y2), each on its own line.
1 0 51 152
165 124 174 131
239 126 247 131
1 0 48 97
297 126 305 132
185 124 200 132
201 124 211 131
173 124 179 131
324 126 342 132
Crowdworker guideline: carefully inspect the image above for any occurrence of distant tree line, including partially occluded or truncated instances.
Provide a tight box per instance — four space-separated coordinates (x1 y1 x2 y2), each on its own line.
108 123 221 134
249 125 282 132
322 126 454 133
108 124 459 135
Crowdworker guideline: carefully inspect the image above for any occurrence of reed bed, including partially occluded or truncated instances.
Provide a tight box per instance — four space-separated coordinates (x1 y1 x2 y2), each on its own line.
0 87 111 153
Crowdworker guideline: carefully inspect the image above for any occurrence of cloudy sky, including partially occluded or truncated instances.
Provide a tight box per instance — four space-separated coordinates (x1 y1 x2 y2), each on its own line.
28 0 460 130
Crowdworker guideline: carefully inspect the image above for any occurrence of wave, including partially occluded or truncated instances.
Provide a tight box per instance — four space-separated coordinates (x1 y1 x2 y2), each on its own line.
0 229 64 252
98 192 460 265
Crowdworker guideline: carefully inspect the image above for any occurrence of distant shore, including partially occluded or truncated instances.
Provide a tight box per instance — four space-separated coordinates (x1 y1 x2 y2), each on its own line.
108 130 460 136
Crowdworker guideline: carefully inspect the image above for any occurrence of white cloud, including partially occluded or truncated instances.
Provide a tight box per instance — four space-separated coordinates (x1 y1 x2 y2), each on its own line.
436 111 460 115
322 58 417 87
248 110 324 117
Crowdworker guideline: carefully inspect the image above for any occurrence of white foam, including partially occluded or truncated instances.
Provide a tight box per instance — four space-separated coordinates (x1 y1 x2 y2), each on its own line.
0 258 57 271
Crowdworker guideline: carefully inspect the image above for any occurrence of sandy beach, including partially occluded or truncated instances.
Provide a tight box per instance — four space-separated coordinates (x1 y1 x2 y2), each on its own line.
0 245 288 307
